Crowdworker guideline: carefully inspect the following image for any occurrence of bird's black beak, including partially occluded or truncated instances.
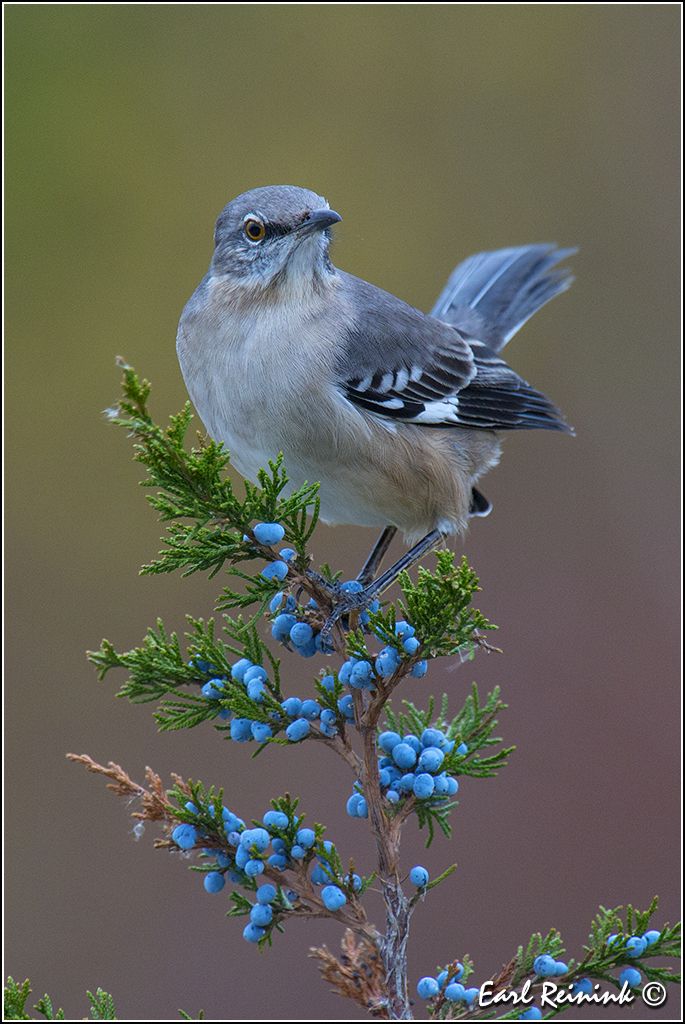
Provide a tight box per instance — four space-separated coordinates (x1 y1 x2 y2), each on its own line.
296 209 342 236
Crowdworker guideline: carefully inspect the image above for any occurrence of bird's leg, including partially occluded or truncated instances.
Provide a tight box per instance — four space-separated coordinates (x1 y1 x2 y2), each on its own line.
357 525 397 586
319 529 445 646
364 529 445 599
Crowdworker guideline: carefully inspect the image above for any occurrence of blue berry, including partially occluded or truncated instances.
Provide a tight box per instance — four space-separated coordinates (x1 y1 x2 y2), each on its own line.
571 978 593 995
184 801 199 814
281 696 303 718
247 678 266 701
256 883 277 904
416 977 439 1000
320 674 336 692
379 731 402 753
350 660 375 689
286 717 310 742
290 845 306 860
261 560 288 582
296 828 316 848
410 660 428 678
245 859 265 877
242 922 265 943
392 743 417 769
201 679 223 700
230 718 253 742
320 708 337 726
340 579 364 593
300 699 321 720
263 810 289 830
272 613 297 642
290 622 314 647
421 728 445 748
267 853 288 870
253 522 285 545
409 865 429 887
418 747 444 773
171 824 198 850
397 773 416 793
216 852 231 868
310 864 328 885
626 935 647 957
231 658 252 681
244 665 267 685
375 647 400 678
346 792 366 817
338 659 356 685
395 620 415 639
403 636 421 655
251 721 273 742
250 903 273 927
413 773 436 799
619 967 641 988
554 961 568 975
642 929 660 946
533 955 557 977
321 885 347 911
519 1008 542 1021
463 988 480 1006
319 720 338 737
386 789 400 804
241 827 270 852
445 983 466 1001
403 734 422 753
279 547 296 561
345 872 362 892
337 694 354 719
456 742 468 755
203 871 226 894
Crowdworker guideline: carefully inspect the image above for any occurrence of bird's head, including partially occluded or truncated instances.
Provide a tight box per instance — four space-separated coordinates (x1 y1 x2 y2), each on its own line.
210 185 342 293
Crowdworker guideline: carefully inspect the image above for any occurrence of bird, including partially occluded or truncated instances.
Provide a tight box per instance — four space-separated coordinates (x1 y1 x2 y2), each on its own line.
177 184 574 600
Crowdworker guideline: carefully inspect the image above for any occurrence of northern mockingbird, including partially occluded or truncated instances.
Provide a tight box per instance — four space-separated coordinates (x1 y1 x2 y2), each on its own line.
177 185 574 605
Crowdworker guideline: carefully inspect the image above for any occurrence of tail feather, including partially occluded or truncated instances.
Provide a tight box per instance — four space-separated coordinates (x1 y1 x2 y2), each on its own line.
431 244 576 351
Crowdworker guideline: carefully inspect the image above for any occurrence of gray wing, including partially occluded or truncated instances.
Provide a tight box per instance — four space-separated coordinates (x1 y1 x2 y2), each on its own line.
335 272 573 433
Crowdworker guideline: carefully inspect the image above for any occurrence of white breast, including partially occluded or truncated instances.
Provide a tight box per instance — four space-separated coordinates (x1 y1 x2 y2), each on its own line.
176 273 344 485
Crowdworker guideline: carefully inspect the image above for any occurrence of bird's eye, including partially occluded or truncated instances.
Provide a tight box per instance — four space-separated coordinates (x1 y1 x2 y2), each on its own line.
244 218 266 242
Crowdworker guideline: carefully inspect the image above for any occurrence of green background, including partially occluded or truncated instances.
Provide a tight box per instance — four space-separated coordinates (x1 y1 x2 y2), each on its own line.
6 5 680 1020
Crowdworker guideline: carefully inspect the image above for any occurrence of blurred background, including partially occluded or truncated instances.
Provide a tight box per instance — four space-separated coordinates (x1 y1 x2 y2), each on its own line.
5 5 680 1021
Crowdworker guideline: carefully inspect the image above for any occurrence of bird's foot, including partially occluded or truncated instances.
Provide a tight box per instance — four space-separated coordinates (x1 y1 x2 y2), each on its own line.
318 581 377 649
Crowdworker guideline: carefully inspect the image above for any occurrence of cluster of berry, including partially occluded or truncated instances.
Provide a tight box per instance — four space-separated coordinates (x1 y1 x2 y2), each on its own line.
416 963 480 1005
607 930 661 989
271 580 382 660
171 801 359 944
532 954 568 978
346 727 464 815
338 619 428 688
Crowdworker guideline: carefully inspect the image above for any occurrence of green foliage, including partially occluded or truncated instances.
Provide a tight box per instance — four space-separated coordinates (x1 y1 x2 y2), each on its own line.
398 552 496 658
4 979 117 1021
382 687 514 846
4 978 32 1020
109 361 319 579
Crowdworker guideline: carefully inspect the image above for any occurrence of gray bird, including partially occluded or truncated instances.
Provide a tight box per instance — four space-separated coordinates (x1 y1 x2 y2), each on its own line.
177 184 574 598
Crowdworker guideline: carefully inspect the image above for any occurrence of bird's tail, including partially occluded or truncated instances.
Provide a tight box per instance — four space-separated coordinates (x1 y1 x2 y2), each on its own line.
431 244 576 352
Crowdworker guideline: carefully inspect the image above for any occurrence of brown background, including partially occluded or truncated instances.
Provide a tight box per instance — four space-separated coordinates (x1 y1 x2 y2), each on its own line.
5 5 681 1021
